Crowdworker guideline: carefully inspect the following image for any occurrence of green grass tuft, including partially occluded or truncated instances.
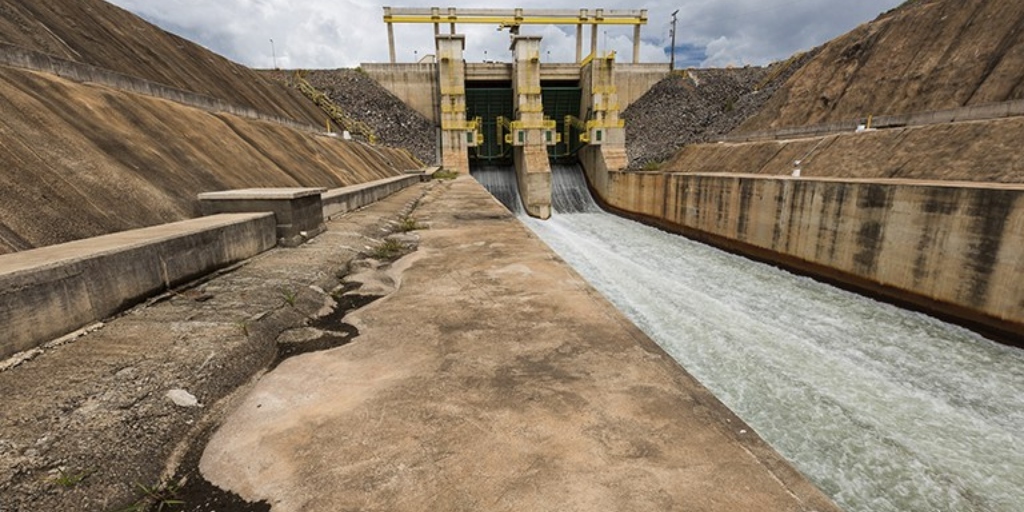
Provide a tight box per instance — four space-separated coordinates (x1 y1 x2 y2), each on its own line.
370 239 406 260
396 216 426 232
116 480 185 512
52 468 91 488
432 169 459 180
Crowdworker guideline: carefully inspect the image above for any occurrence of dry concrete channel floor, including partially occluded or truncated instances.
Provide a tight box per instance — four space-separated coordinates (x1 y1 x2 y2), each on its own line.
1 176 840 512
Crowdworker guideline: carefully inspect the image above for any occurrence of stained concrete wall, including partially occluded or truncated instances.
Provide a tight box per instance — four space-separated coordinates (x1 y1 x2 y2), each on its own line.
322 174 421 218
0 213 277 360
615 63 670 109
362 63 439 123
592 172 1024 342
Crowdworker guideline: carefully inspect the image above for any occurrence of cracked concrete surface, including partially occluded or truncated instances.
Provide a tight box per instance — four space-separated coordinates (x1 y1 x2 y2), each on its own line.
200 175 840 512
0 183 429 511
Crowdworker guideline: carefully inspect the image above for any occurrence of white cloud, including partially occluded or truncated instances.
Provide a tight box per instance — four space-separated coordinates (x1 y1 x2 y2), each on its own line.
108 0 902 69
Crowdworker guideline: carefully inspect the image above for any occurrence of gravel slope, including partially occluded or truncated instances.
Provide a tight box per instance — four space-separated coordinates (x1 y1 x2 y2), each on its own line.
623 51 817 169
263 69 437 166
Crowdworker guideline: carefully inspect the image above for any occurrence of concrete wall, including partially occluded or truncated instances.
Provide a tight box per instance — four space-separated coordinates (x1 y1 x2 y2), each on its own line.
615 63 670 109
322 174 421 218
591 172 1024 342
362 63 439 123
364 62 668 124
0 213 277 359
0 43 319 132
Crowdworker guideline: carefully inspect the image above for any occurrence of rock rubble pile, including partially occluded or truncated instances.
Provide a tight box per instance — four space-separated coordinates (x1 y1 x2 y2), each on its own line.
264 69 436 166
623 50 817 169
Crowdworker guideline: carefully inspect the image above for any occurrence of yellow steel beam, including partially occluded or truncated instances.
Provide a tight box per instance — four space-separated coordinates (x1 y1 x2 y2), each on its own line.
383 7 647 26
385 15 646 25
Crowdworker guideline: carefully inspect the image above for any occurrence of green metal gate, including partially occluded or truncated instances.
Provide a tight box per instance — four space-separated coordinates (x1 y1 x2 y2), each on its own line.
466 87 514 164
542 86 583 162
465 85 583 164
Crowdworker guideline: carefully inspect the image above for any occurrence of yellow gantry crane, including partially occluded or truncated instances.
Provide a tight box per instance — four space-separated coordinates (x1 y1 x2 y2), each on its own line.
382 7 648 64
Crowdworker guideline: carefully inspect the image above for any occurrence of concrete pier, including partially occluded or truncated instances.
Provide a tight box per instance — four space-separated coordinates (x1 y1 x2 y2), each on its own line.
436 34 471 174
510 35 552 219
200 175 840 512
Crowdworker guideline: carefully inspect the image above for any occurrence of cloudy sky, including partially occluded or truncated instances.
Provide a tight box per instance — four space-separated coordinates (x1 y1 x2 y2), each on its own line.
107 0 902 69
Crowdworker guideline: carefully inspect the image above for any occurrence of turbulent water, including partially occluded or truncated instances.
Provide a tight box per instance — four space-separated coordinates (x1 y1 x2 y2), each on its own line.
473 164 1024 512
470 165 525 215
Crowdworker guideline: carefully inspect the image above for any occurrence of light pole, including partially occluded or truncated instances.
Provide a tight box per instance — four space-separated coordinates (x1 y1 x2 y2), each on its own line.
269 38 278 69
669 10 679 71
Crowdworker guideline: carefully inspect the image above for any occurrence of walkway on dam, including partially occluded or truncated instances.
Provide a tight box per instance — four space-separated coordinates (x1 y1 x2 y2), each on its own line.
200 175 839 512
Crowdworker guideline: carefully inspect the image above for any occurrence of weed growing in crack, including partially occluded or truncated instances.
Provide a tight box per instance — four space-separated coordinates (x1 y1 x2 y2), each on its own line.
432 169 458 180
52 468 91 488
370 239 406 260
396 216 425 232
281 289 298 307
642 160 662 171
117 480 184 511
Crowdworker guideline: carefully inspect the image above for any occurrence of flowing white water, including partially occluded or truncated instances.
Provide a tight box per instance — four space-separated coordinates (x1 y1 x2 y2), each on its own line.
470 165 525 215
474 164 1024 512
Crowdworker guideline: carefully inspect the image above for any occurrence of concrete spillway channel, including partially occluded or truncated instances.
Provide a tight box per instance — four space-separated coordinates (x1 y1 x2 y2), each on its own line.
473 164 1024 512
199 176 840 512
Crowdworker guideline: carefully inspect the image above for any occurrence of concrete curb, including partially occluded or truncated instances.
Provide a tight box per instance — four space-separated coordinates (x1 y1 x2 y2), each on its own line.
0 184 431 511
0 214 277 360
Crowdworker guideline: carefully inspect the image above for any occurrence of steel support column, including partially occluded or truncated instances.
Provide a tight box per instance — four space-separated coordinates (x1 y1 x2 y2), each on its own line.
576 24 583 62
387 22 396 63
633 25 641 63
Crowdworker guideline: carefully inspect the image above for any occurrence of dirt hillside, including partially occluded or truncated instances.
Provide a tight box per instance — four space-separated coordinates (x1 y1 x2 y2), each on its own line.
0 67 417 255
661 116 1024 183
0 0 431 255
0 0 327 126
740 0 1024 131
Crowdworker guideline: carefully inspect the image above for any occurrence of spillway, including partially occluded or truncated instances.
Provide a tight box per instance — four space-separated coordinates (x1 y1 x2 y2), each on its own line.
470 165 524 215
473 164 1024 512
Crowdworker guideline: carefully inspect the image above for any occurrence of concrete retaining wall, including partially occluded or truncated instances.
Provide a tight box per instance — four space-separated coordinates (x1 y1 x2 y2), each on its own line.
0 44 319 132
615 63 670 109
362 63 439 123
322 174 422 218
0 213 276 359
592 171 1024 342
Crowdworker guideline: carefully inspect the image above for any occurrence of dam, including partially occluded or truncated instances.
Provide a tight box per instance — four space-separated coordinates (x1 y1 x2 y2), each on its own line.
475 164 1024 512
2 1 1023 510
368 8 1024 342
